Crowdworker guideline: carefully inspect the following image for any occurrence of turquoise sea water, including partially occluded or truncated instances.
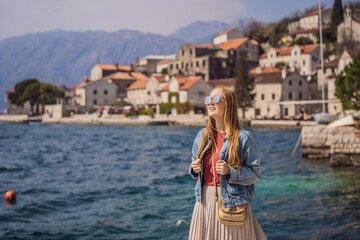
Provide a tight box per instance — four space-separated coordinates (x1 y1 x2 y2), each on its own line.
0 122 359 239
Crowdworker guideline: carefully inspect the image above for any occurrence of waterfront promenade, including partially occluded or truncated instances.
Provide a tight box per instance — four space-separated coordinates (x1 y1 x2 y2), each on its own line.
0 113 317 128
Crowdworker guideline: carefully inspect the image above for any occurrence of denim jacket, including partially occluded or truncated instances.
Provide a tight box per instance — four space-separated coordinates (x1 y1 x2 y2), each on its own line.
188 127 261 208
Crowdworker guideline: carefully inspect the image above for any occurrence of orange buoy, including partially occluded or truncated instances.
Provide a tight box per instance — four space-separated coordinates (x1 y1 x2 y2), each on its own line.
5 190 16 202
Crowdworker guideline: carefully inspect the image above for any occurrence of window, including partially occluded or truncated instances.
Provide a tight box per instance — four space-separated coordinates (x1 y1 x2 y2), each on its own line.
261 94 265 100
299 80 302 86
170 64 173 70
182 49 184 56
190 49 193 55
176 64 179 69
104 89 108 95
272 93 275 100
299 92 302 99
289 92 292 99
181 62 184 68
191 62 193 68
93 99 97 104
303 60 306 66
203 60 206 67
289 80 292 86
93 89 97 95
196 61 199 67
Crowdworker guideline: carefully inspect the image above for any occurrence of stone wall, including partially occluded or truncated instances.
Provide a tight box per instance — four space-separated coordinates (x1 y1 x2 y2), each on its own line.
302 125 360 167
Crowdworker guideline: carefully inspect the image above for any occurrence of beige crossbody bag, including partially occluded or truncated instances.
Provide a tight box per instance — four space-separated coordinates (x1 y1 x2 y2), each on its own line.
211 153 248 226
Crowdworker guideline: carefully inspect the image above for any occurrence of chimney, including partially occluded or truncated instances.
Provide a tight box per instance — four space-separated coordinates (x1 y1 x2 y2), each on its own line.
115 62 119 70
281 67 287 79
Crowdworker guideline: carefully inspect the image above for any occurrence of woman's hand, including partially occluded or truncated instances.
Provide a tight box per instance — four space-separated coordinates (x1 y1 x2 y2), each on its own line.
216 160 230 175
191 159 202 173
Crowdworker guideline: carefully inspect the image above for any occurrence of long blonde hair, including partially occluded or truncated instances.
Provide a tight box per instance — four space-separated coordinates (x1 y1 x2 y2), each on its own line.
196 86 241 168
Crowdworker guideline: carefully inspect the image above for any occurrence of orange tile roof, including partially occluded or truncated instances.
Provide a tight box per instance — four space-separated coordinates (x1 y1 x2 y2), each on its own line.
217 38 248 50
127 79 149 90
254 72 283 84
249 66 280 75
303 8 331 18
215 28 237 37
179 76 201 90
195 43 215 48
157 58 174 65
6 88 14 94
95 63 131 71
250 39 259 46
103 72 136 80
160 76 201 91
260 44 319 59
130 72 149 80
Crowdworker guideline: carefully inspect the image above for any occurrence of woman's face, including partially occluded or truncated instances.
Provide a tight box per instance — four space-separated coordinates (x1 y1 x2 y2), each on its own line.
207 88 226 119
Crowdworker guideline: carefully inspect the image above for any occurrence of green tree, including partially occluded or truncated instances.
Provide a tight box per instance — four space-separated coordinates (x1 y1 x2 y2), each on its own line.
39 82 63 113
234 51 255 119
331 0 344 28
22 82 41 114
161 67 168 75
8 78 39 107
335 54 360 110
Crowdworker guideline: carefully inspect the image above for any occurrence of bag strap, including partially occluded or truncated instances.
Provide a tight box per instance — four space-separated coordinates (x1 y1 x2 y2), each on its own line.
211 153 219 202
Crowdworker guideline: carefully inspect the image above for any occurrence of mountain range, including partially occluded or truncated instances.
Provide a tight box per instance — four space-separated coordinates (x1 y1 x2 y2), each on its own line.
0 18 255 111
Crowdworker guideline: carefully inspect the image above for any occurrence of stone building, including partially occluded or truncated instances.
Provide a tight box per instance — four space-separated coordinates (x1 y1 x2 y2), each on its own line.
126 75 161 109
287 8 332 43
137 55 176 74
213 28 243 44
337 4 360 45
74 79 118 109
159 76 212 107
91 62 132 80
208 67 311 118
5 88 32 114
167 37 259 81
259 44 320 79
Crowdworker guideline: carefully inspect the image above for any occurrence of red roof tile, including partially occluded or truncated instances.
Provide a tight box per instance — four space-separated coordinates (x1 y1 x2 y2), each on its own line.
260 44 319 59
103 72 136 80
160 76 201 91
95 63 131 71
157 58 174 65
6 88 14 94
179 77 201 90
254 72 283 84
130 72 149 81
217 38 248 50
249 66 280 74
303 8 331 18
195 43 215 48
127 79 149 90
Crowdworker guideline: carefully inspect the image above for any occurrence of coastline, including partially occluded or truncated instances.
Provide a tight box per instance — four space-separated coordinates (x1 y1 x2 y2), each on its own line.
0 114 317 128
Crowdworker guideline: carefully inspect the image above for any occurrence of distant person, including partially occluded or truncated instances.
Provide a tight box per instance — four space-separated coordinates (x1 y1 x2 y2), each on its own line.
188 86 266 239
167 110 171 118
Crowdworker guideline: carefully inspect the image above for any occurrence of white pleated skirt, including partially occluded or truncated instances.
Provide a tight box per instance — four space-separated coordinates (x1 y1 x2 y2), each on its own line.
189 185 267 240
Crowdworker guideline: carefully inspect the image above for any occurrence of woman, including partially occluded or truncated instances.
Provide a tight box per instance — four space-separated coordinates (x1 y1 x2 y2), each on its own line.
188 86 266 240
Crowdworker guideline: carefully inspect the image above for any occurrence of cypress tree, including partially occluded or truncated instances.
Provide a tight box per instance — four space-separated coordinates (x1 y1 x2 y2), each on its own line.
234 50 255 119
331 0 344 28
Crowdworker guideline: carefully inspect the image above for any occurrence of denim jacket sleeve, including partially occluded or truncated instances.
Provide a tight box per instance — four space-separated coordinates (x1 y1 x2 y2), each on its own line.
188 128 205 179
227 131 261 185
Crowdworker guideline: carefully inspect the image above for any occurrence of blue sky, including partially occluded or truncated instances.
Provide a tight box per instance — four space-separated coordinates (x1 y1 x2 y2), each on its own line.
0 0 348 40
